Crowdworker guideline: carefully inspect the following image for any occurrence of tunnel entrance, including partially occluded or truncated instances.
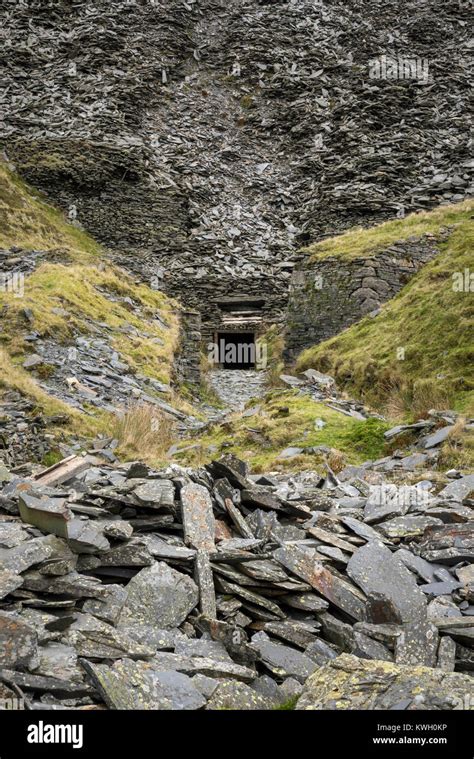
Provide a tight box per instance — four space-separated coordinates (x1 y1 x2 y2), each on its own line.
216 332 256 369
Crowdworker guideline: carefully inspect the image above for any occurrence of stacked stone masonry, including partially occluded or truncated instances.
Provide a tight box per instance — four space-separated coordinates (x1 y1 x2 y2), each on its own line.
284 232 449 361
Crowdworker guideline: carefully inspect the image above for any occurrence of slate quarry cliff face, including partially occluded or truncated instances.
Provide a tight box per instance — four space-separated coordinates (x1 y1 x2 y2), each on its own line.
2 0 472 341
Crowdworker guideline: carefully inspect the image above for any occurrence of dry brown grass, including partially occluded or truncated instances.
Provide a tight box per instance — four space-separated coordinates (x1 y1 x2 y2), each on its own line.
438 418 474 472
328 448 346 473
383 377 453 421
112 403 176 464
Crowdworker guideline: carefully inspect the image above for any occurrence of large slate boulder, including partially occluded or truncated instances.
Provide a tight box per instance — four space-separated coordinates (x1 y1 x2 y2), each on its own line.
296 654 474 710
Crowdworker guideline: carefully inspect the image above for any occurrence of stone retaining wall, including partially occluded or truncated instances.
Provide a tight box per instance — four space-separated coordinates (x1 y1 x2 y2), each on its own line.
284 233 448 361
175 310 202 387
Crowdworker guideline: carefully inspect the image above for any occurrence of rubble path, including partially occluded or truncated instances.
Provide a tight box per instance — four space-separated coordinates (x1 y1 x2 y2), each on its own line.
208 369 267 411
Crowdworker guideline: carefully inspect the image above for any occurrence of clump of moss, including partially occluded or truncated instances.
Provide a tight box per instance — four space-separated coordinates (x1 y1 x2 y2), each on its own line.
274 696 299 710
240 94 255 109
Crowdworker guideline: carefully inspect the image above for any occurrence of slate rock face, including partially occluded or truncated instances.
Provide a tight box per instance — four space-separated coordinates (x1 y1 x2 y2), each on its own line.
205 680 272 710
347 541 427 625
286 235 450 356
347 541 437 666
181 483 215 551
84 659 207 710
117 562 199 630
438 475 474 501
250 633 317 684
296 654 474 711
3 0 472 343
0 612 37 668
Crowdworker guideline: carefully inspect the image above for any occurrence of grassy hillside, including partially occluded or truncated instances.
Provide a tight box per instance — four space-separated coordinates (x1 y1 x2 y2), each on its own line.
304 200 473 262
0 162 181 441
297 201 474 419
174 389 390 473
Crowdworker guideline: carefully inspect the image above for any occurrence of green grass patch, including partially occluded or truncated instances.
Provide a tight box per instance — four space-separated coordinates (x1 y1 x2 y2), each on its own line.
175 390 390 472
304 200 473 262
297 202 474 420
0 161 182 440
0 162 99 260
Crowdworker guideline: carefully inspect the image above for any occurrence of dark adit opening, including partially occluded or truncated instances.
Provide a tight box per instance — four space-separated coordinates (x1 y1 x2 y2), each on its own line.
216 332 256 369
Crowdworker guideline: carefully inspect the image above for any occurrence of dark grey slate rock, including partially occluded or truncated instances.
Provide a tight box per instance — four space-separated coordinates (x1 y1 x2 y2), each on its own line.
83 659 206 710
379 515 442 539
0 612 37 668
274 544 366 620
0 535 57 574
180 483 215 551
347 541 436 666
66 518 110 554
65 613 154 660
296 654 474 711
347 541 427 625
194 549 216 618
97 539 153 567
438 475 474 501
118 562 199 630
31 642 82 682
206 455 251 490
250 633 317 683
422 425 454 449
82 585 128 625
420 580 462 598
18 493 72 538
206 680 272 710
304 638 338 667
132 479 175 509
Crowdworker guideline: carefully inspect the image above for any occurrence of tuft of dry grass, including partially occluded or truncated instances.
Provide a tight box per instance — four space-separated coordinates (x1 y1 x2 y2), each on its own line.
327 449 346 473
383 377 453 421
438 418 474 472
112 403 176 464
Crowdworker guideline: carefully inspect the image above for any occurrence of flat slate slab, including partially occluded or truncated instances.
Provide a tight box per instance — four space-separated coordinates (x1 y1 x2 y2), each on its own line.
296 653 474 710
0 536 58 574
180 483 215 551
19 493 72 538
438 475 474 501
347 541 427 625
67 518 110 554
347 541 436 665
117 561 199 630
206 680 272 710
0 612 37 668
83 659 207 710
274 544 366 620
250 633 317 683
132 479 175 509
421 425 454 449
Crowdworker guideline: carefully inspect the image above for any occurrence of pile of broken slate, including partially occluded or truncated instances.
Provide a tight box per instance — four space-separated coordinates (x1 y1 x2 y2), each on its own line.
0 451 473 710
